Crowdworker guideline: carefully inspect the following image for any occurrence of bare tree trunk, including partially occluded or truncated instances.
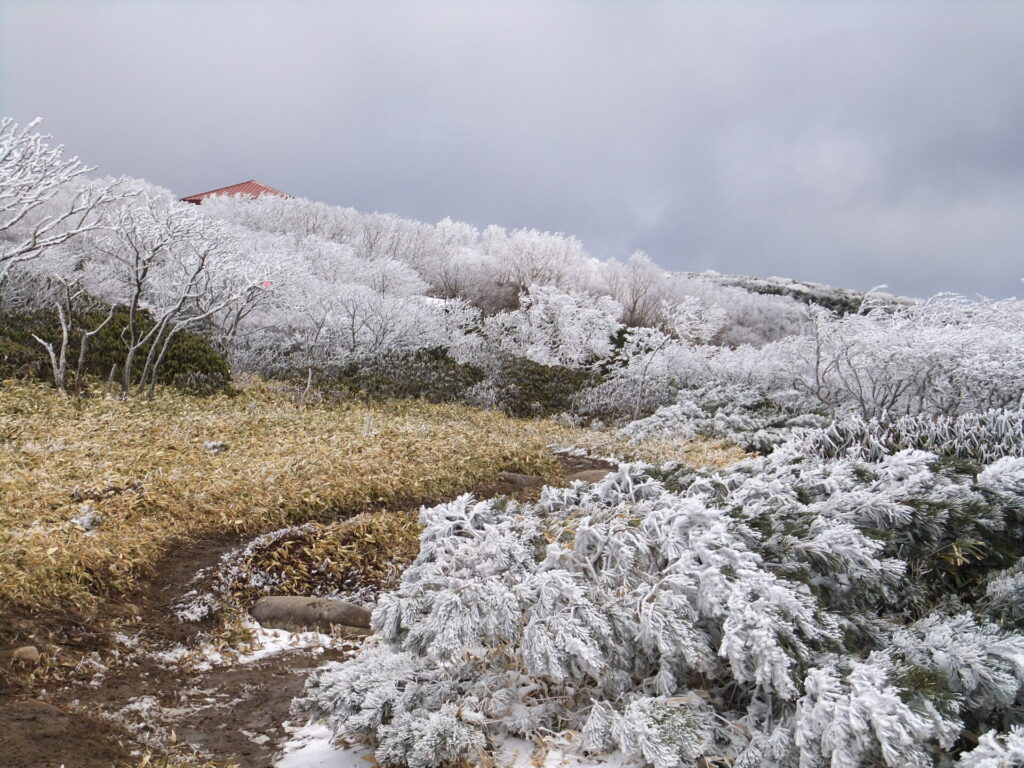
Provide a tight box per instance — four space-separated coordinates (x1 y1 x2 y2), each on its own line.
105 364 118 397
145 324 183 398
74 306 116 395
136 315 174 396
30 302 70 395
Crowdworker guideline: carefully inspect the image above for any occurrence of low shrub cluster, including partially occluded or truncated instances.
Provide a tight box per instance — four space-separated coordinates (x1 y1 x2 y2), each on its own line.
323 349 484 404
0 307 230 394
286 352 599 418
470 357 599 417
619 383 829 454
298 433 1024 768
798 408 1024 464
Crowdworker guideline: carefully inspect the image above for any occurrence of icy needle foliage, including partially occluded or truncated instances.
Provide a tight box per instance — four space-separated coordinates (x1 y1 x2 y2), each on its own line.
297 445 1024 768
955 726 1024 768
800 409 1024 464
620 383 828 453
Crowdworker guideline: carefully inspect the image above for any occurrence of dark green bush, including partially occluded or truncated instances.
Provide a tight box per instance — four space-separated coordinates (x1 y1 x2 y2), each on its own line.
0 306 231 394
0 334 42 381
485 357 599 418
284 351 598 417
323 348 484 403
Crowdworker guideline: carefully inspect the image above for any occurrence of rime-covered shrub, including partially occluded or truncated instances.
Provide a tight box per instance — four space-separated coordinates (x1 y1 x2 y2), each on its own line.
296 447 1024 768
619 383 828 453
798 409 1024 464
572 364 682 421
982 559 1024 628
573 302 727 421
690 270 890 316
481 285 623 368
955 726 1024 767
759 296 1024 420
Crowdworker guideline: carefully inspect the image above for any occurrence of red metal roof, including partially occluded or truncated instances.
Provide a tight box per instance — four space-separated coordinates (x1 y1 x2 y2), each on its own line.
180 180 289 204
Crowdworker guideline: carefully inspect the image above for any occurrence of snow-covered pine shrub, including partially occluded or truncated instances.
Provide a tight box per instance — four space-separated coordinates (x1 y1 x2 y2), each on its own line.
984 559 1024 627
799 408 1024 464
296 448 1024 768
619 383 828 453
792 653 961 768
954 725 1024 767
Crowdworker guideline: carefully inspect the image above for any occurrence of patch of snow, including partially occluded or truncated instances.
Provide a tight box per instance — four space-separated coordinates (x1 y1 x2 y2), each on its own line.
151 618 352 671
272 727 633 768
173 591 218 622
70 504 102 530
496 737 635 768
275 722 368 768
236 618 336 663
242 729 272 745
113 631 140 648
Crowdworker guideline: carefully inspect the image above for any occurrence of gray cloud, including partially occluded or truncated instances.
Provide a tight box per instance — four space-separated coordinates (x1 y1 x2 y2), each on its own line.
2 1 1022 298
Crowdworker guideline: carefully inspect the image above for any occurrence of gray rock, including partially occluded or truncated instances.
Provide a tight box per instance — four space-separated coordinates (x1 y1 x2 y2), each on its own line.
204 441 229 455
249 596 372 634
12 645 40 663
497 471 544 487
565 469 612 484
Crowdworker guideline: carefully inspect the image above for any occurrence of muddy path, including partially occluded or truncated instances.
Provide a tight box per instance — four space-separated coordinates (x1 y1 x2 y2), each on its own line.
0 454 614 768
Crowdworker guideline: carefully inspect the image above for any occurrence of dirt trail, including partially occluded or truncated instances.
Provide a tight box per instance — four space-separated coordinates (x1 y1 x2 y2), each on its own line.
0 454 614 768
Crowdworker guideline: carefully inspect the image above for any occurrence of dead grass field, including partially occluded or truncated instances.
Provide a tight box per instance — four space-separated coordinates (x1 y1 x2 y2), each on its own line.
0 381 749 768
0 381 577 614
0 379 747 614
558 432 751 469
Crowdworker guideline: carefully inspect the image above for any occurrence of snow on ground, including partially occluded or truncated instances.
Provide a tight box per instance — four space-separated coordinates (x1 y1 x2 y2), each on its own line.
152 618 338 671
275 722 370 768
274 727 635 768
495 737 636 768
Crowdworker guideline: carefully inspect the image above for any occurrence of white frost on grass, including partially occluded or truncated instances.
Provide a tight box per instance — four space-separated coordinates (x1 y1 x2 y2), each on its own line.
152 618 346 672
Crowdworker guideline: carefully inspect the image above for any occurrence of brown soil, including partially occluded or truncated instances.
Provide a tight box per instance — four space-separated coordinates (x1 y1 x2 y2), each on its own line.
0 454 615 768
0 700 131 768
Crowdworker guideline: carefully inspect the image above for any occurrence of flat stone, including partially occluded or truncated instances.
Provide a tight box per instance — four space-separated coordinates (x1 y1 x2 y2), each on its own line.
12 645 40 663
249 596 372 634
497 471 544 487
565 469 612 484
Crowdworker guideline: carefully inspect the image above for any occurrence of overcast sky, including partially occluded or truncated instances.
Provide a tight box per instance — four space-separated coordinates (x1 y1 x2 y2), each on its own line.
2 1 1022 298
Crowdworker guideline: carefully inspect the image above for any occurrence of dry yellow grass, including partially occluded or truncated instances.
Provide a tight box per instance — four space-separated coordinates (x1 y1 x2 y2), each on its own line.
558 432 751 470
0 381 575 613
217 509 423 605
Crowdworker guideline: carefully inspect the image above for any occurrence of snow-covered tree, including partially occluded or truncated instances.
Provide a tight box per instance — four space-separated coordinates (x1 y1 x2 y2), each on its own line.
89 192 268 394
482 285 623 368
0 118 129 279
